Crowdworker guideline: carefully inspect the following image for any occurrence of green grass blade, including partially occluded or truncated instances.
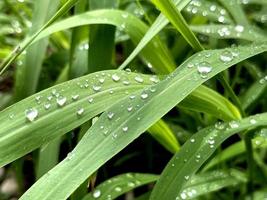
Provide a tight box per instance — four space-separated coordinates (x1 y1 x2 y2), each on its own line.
118 0 191 70
0 70 154 167
0 0 80 75
82 173 158 200
14 0 60 100
18 42 267 200
151 0 203 51
190 25 267 42
150 113 267 200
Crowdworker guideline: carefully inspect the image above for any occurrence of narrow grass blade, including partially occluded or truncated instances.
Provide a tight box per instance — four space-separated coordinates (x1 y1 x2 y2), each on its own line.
82 173 158 200
150 113 267 200
151 0 203 51
18 42 267 200
190 25 267 42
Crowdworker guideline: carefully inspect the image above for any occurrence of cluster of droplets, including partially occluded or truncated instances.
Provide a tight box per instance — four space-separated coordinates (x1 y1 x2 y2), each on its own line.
185 0 228 23
259 75 267 84
176 189 197 200
23 72 159 122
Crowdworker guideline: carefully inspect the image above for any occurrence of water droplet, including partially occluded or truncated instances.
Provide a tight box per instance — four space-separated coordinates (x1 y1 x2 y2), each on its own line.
77 108 84 116
44 103 51 110
150 76 159 83
92 85 101 92
25 108 38 122
190 138 195 143
215 121 225 130
107 112 114 119
129 95 136 100
115 187 122 192
123 80 130 85
92 189 101 198
122 126 128 132
47 96 53 101
127 107 133 112
220 50 234 63
56 96 67 107
134 76 144 83
141 93 148 99
229 121 239 128
197 61 212 78
235 25 244 33
184 175 190 180
250 119 256 124
187 63 194 68
112 74 120 82
180 192 187 200
72 94 79 101
88 97 94 103
127 181 135 187
99 78 105 84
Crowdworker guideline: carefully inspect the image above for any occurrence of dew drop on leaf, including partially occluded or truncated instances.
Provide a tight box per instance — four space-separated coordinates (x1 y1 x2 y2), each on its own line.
134 76 144 83
25 108 38 122
44 103 51 110
92 189 101 198
141 93 148 99
107 112 114 119
220 50 234 63
88 97 94 103
71 94 79 101
111 74 120 82
77 108 84 116
56 96 67 107
197 61 212 78
115 187 122 192
122 126 128 132
92 85 101 92
250 119 257 124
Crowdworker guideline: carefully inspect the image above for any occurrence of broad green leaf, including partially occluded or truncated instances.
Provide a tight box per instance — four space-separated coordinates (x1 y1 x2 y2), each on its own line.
190 25 267 42
151 0 203 51
19 42 267 200
150 113 267 200
82 173 158 200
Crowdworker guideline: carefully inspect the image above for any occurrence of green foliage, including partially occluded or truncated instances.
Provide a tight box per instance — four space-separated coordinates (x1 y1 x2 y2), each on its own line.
0 0 266 200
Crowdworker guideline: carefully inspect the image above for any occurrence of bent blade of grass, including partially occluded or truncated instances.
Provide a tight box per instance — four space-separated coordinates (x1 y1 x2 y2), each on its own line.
150 113 267 200
190 25 267 42
30 9 241 121
118 0 191 70
82 173 158 200
151 0 203 51
0 70 154 167
19 42 267 200
0 0 80 75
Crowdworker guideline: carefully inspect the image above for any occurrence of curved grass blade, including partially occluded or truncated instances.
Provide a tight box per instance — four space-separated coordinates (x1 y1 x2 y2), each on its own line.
190 25 267 42
179 169 247 199
82 173 158 200
0 70 154 167
0 0 80 74
184 1 233 24
19 42 267 200
151 0 203 51
150 113 267 200
118 0 191 70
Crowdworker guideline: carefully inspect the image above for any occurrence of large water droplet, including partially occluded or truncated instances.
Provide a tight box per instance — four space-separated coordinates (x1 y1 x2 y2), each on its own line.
25 108 38 122
134 76 144 83
92 85 101 92
56 96 67 107
112 74 120 82
92 189 101 198
197 61 212 78
220 50 234 63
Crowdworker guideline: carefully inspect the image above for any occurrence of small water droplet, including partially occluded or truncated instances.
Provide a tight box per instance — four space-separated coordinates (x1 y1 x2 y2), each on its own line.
56 96 67 107
107 112 114 119
229 121 239 128
235 25 244 33
112 74 120 82
99 78 105 84
127 107 133 112
44 103 51 110
141 93 148 99
190 138 195 143
88 97 94 103
115 187 122 192
92 189 101 198
122 126 128 132
134 76 144 83
72 94 79 101
123 80 130 85
184 175 190 180
25 108 38 122
127 181 135 187
215 121 225 130
197 61 212 78
77 108 84 116
92 85 101 92
250 119 256 124
220 50 234 63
